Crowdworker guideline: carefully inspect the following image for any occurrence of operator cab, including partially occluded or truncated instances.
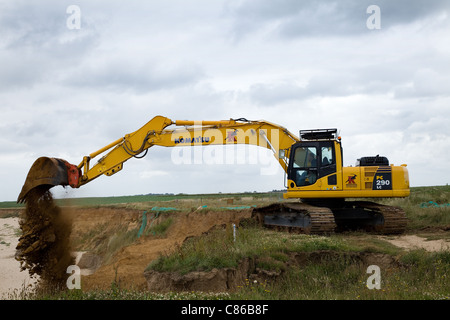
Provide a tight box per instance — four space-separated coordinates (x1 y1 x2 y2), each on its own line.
287 129 340 188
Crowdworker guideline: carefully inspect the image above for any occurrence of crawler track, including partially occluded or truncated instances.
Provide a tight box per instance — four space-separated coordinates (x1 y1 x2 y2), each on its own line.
350 201 408 234
252 203 336 234
253 201 407 235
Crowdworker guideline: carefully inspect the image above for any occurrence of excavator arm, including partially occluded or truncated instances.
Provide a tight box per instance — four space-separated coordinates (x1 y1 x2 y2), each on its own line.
18 115 299 203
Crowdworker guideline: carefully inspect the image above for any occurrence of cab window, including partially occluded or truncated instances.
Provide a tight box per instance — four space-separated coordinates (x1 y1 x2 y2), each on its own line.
293 147 317 168
292 147 317 186
321 146 334 166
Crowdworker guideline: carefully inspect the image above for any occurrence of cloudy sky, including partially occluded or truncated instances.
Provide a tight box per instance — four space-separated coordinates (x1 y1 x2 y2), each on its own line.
1 0 449 202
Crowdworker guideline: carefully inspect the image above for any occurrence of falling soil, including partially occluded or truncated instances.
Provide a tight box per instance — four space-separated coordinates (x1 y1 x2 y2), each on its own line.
15 186 74 291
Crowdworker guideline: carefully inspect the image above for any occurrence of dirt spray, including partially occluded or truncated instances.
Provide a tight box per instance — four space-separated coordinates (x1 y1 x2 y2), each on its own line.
15 186 74 291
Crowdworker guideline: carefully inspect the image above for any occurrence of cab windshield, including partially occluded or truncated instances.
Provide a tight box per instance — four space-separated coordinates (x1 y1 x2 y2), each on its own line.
292 147 317 186
293 147 317 168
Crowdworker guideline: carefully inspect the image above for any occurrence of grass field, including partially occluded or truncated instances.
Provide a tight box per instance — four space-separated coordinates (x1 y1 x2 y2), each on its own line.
0 190 283 209
2 185 449 300
2 185 449 209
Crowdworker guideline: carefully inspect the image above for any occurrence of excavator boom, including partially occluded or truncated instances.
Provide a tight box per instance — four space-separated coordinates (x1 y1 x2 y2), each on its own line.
18 116 298 203
18 115 410 234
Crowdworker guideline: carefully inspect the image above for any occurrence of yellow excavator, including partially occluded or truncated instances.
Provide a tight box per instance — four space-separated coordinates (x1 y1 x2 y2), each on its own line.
18 115 410 234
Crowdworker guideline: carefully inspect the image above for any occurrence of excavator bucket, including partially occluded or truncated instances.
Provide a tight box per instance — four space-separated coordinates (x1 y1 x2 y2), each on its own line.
17 157 80 203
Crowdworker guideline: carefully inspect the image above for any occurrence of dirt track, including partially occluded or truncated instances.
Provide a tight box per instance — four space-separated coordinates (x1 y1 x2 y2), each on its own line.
379 234 450 252
0 216 38 298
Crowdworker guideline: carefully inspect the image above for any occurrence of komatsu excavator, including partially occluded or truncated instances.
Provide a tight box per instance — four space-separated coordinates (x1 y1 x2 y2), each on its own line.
18 115 410 234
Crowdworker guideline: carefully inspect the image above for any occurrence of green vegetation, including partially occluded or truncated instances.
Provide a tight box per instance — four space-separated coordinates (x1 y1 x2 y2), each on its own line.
18 244 450 300
144 225 449 300
143 185 449 300
5 286 231 300
0 191 283 209
378 185 450 230
146 216 174 237
230 249 450 300
5 185 450 300
147 226 355 275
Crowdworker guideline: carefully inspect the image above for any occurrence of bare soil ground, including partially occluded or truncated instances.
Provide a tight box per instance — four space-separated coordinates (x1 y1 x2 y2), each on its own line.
379 234 449 252
1 204 449 297
0 216 38 298
75 207 252 291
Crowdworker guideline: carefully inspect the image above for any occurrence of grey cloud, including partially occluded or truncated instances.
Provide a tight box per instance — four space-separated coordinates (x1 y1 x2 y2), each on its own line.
248 82 306 105
1 1 448 201
0 1 206 93
247 79 356 106
0 33 98 91
247 73 393 105
394 68 450 98
227 0 450 39
0 1 98 50
248 52 450 106
64 60 204 93
0 1 100 90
